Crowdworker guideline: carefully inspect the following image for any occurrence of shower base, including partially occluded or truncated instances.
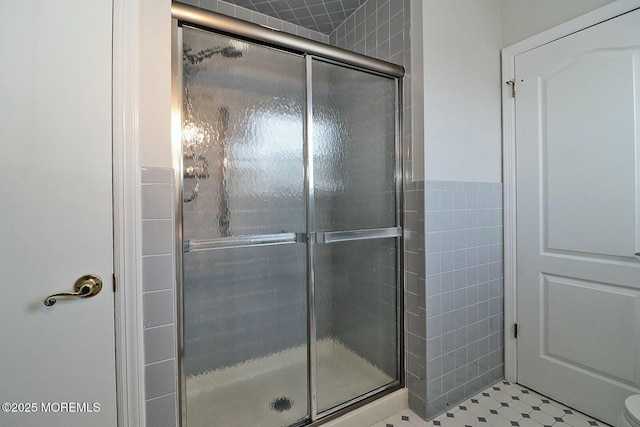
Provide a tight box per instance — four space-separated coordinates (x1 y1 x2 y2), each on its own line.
186 338 394 427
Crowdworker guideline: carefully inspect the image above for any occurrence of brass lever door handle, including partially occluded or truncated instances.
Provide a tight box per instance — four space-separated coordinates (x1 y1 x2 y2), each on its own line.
44 274 103 306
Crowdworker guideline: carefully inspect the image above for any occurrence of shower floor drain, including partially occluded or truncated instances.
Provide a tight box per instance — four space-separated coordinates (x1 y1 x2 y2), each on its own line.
270 396 293 412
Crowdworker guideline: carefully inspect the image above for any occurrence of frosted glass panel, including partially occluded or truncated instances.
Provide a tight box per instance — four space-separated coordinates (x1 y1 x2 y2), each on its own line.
312 59 397 232
184 245 307 375
182 27 305 240
314 238 398 413
311 59 399 413
181 28 307 427
184 245 308 427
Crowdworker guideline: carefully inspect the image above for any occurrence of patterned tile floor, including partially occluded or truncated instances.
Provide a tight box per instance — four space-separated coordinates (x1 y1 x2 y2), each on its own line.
369 381 609 427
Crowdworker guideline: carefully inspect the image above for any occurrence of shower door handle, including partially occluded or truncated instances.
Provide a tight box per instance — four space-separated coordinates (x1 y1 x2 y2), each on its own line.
315 227 402 244
184 233 304 252
44 274 103 306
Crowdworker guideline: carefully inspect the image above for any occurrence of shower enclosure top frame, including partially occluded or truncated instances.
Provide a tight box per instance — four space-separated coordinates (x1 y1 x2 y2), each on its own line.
171 1 405 79
171 2 406 426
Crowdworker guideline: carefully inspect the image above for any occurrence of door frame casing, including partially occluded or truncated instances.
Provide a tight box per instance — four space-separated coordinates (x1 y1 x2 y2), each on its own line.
501 0 640 383
113 0 146 425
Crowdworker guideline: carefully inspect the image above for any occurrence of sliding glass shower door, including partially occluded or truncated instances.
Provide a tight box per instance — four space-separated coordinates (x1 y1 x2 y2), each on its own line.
311 59 400 414
181 28 309 427
178 26 401 427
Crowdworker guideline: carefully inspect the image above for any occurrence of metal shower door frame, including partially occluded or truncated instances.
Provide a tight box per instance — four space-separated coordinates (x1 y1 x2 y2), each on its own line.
304 53 405 424
171 4 405 426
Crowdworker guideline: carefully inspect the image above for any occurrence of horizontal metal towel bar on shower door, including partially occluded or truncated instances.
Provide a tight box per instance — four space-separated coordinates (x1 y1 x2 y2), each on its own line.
184 233 301 252
183 227 402 252
316 227 402 244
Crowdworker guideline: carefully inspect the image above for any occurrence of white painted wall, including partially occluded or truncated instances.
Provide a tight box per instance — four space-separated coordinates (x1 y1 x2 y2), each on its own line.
422 0 503 183
139 0 172 168
500 0 616 47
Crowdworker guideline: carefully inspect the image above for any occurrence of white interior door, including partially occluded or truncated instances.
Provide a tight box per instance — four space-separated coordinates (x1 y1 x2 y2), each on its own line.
515 8 640 425
0 1 117 426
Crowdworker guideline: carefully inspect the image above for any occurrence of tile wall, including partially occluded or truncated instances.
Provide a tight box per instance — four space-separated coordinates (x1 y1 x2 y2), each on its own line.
327 0 411 178
329 0 406 66
222 0 367 34
424 181 504 418
178 0 330 44
141 168 178 427
404 180 427 418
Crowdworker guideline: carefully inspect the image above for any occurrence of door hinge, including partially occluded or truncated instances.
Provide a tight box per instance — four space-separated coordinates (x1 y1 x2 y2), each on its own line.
506 80 516 98
112 274 116 293
514 323 518 339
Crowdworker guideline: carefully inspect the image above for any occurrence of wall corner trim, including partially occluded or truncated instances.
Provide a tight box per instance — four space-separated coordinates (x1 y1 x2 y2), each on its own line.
113 0 146 425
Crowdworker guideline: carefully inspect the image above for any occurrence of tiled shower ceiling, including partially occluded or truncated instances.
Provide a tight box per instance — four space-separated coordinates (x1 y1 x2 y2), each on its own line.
223 0 367 34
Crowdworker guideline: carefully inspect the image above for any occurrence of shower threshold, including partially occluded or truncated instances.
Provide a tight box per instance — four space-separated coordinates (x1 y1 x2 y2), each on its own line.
186 338 395 427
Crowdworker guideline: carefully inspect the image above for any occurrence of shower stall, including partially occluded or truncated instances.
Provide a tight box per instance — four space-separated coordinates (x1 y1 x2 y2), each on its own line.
172 4 405 426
